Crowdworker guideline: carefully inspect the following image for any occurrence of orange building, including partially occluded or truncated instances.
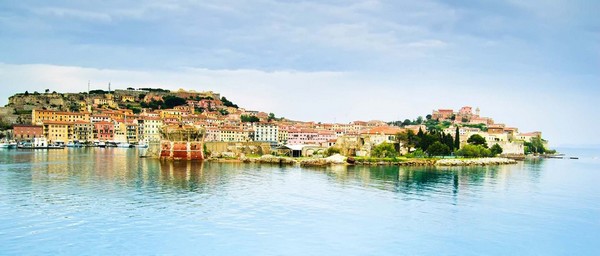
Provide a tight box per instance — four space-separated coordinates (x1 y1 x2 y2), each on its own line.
13 125 44 141
32 109 90 125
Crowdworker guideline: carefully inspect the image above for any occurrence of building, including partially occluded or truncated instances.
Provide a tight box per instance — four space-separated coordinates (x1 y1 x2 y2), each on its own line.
138 117 163 143
13 125 43 141
94 121 114 141
159 109 184 122
91 114 111 123
120 95 135 102
32 109 90 125
278 126 289 145
42 121 73 143
73 121 94 142
219 127 247 142
432 109 454 120
253 122 279 146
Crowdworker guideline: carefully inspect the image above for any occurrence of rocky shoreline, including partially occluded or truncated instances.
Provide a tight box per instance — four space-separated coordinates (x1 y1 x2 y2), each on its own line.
206 154 518 167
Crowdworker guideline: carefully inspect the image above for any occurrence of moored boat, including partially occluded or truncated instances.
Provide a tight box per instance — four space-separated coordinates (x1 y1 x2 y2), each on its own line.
66 141 84 148
116 142 131 148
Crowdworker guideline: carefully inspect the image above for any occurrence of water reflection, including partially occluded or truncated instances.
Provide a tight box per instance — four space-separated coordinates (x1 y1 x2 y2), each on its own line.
0 149 543 197
308 162 534 197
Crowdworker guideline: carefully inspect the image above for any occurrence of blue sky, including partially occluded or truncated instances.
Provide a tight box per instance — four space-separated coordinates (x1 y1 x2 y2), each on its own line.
0 0 599 146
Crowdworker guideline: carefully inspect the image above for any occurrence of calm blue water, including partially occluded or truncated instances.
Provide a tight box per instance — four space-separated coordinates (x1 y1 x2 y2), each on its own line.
1 147 599 255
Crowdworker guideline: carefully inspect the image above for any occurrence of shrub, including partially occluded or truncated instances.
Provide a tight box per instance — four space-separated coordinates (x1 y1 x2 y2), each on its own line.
455 144 491 158
490 143 503 156
325 147 341 156
371 142 398 158
427 141 451 156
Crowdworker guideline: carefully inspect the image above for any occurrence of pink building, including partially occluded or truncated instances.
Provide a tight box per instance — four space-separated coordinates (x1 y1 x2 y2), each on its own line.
459 106 472 115
287 128 338 145
94 121 114 141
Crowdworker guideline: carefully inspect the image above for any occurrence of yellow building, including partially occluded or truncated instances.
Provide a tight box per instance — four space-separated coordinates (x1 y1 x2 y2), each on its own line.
219 127 247 142
33 109 90 125
120 95 135 102
159 109 183 121
138 117 163 143
73 121 94 142
43 121 74 143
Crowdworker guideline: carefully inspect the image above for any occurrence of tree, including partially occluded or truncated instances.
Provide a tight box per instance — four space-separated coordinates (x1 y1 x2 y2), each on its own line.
454 127 460 149
417 127 424 138
24 91 29 96
467 134 487 148
371 142 398 158
402 119 412 126
524 135 547 154
221 97 238 108
490 144 503 156
241 115 260 123
426 114 432 120
162 95 186 109
268 113 276 121
45 89 50 93
427 141 450 156
416 116 424 124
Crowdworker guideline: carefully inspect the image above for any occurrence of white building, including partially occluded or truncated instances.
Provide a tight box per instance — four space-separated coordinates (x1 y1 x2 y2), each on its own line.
253 122 279 146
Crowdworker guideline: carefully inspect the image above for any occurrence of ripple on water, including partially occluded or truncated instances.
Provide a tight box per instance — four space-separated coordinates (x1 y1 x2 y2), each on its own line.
1 149 600 255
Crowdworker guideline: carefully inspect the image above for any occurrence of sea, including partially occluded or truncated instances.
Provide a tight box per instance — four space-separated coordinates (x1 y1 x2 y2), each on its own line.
0 147 599 255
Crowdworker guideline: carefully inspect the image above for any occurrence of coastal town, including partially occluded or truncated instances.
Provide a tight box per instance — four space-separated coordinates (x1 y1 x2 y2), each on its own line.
0 87 550 161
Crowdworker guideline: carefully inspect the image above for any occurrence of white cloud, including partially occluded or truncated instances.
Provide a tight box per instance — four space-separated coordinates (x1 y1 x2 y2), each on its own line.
34 7 113 22
1 63 598 146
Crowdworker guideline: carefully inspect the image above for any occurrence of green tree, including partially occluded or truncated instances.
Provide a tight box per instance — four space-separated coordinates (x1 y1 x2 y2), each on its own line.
241 115 260 123
467 134 487 148
162 95 187 109
325 147 341 156
268 113 276 121
524 135 547 154
490 143 503 156
371 142 398 158
221 97 238 108
427 141 450 156
454 127 460 149
416 116 424 124
426 114 432 120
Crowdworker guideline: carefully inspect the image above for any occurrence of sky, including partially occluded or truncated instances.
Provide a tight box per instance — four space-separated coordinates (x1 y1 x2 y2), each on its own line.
0 0 599 146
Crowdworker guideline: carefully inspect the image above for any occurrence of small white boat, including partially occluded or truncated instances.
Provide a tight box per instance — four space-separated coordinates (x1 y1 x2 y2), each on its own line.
132 141 148 148
48 143 65 149
116 143 131 148
0 142 9 149
66 141 84 148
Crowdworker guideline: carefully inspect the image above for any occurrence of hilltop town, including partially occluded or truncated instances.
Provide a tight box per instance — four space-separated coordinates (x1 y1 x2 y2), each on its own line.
0 87 550 158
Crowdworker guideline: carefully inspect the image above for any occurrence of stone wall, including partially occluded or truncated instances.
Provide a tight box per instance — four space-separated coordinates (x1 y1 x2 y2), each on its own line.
205 142 271 156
